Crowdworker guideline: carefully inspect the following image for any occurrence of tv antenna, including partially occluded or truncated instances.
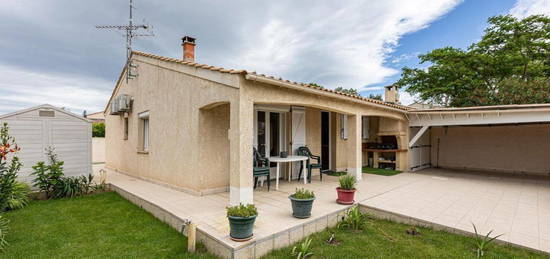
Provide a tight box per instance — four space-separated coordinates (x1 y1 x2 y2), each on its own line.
96 0 154 81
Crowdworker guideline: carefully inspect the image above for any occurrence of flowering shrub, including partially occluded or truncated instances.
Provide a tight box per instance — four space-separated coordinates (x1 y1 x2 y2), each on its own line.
0 123 22 211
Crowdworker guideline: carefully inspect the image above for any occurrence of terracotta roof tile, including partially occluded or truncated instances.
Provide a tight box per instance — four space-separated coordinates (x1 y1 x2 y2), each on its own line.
132 51 410 110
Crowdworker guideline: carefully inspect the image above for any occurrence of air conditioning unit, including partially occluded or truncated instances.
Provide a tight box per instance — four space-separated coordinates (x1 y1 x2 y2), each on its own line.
110 99 120 115
117 94 133 113
109 94 133 115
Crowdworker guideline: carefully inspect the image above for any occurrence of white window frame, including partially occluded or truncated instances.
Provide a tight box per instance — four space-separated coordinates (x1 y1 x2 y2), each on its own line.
138 111 150 152
340 114 348 140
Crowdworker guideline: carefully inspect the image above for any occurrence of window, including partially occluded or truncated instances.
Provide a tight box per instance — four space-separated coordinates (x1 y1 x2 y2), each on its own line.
123 118 129 140
143 118 149 151
138 111 150 152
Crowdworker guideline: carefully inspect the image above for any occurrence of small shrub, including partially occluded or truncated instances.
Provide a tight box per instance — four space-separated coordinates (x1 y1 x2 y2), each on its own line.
291 188 315 199
338 175 356 190
31 147 64 198
472 223 503 258
32 147 98 199
6 182 30 210
92 122 105 137
338 206 368 231
226 203 258 218
0 215 8 252
291 237 313 259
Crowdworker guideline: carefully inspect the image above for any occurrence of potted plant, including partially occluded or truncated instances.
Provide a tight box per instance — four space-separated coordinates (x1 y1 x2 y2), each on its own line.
336 175 356 205
289 188 315 218
226 203 258 241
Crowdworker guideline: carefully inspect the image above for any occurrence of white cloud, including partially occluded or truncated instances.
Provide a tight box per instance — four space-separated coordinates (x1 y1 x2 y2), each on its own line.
0 0 462 112
0 65 112 114
231 1 462 89
398 90 418 105
510 0 550 18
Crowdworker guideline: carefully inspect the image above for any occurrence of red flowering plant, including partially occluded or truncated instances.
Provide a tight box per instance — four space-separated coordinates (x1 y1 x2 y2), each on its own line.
0 123 22 211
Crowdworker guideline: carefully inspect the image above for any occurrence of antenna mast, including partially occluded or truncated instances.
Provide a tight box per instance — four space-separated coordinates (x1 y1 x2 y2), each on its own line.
96 0 154 81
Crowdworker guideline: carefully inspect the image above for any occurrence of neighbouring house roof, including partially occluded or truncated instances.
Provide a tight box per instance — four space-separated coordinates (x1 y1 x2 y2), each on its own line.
0 104 91 123
103 51 411 114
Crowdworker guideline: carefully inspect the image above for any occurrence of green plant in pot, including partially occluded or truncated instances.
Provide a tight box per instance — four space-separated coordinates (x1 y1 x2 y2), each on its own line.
289 188 315 219
227 203 258 241
336 175 356 205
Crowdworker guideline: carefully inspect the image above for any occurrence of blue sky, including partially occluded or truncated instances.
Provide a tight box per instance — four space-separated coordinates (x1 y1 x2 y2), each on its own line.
0 0 548 114
363 0 519 100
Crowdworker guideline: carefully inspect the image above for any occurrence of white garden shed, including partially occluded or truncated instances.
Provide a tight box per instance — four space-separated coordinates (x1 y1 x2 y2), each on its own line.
0 104 92 183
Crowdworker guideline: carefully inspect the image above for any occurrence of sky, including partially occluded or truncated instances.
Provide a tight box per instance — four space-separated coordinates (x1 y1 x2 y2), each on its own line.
0 0 549 115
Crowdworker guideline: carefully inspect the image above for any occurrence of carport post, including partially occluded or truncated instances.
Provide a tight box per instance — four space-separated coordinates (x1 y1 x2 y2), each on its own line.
409 125 429 148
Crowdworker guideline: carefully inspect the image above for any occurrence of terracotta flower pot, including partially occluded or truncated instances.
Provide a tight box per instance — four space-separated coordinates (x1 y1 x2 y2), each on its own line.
336 187 356 205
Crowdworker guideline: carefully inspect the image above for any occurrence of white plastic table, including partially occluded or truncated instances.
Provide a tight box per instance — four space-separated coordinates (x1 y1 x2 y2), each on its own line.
268 155 309 190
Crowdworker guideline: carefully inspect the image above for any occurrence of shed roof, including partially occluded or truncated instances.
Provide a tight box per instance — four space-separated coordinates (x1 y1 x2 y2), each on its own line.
0 104 91 123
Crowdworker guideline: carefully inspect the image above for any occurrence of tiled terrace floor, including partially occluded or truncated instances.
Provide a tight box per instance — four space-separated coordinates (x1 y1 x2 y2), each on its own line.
99 165 550 254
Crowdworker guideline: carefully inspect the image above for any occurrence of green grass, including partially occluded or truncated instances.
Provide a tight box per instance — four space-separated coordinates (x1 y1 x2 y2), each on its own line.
322 170 347 176
362 166 402 176
263 216 546 259
1 192 215 259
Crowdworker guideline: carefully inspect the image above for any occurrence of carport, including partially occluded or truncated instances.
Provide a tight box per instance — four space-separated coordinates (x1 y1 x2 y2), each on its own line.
407 104 550 176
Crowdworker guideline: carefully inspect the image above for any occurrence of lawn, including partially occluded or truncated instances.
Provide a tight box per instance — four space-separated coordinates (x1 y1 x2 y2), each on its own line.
263 214 546 259
1 192 215 259
362 166 402 176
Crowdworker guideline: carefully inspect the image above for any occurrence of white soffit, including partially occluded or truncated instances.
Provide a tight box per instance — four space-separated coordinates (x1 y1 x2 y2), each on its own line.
408 108 550 127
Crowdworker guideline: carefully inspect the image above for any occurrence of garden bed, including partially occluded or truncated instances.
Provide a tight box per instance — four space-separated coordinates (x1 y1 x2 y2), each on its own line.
1 192 215 258
263 214 546 258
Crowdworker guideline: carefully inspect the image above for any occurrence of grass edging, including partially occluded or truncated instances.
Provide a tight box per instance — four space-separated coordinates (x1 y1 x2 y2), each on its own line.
359 204 549 256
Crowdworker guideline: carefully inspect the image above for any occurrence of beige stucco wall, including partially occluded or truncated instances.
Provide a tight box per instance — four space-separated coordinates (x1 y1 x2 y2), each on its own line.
92 137 105 163
106 53 408 197
305 107 322 159
105 55 240 195
199 103 230 190
431 124 550 175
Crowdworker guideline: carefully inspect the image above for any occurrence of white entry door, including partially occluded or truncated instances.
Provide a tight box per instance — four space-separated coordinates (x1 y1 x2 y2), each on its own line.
291 107 306 179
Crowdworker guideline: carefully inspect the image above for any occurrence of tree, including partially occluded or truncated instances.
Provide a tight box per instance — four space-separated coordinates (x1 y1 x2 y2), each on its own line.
396 15 550 107
334 87 361 96
92 123 105 138
308 83 324 89
368 94 382 100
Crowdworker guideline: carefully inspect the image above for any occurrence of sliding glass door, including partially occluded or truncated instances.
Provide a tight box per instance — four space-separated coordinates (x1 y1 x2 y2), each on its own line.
254 109 286 176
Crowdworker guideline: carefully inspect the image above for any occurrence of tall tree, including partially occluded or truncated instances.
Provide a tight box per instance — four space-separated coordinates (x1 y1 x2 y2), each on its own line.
396 15 550 107
334 87 360 96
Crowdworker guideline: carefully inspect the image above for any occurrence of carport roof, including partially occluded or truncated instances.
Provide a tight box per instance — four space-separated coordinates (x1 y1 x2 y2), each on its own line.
408 103 550 128
409 103 550 113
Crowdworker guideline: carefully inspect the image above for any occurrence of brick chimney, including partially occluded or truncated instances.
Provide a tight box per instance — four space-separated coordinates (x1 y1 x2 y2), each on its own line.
384 85 399 104
181 36 196 62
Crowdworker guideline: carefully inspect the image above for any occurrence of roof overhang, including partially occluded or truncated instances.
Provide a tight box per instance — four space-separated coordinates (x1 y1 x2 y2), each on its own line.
408 106 550 127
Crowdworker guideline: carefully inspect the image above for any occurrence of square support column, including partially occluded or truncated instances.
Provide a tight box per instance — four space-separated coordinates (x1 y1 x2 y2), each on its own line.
346 114 362 180
229 99 254 205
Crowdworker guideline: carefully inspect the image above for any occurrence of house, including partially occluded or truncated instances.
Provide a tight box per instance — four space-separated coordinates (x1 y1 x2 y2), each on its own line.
86 111 105 123
104 36 550 206
0 104 92 183
104 36 410 205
